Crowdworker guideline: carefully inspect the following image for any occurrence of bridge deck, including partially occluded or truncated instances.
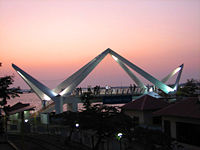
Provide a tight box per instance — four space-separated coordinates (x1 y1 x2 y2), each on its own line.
34 87 145 115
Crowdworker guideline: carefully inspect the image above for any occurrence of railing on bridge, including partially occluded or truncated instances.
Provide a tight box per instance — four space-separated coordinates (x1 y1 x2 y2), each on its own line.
71 86 146 96
33 86 156 115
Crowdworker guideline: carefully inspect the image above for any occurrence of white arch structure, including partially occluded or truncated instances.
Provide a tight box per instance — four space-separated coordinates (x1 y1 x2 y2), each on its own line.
12 48 183 114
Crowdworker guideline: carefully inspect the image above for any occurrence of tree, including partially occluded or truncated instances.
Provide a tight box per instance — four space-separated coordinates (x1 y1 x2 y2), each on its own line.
177 78 199 97
132 127 174 150
0 76 20 106
50 111 79 142
80 92 132 150
81 91 94 111
0 63 21 133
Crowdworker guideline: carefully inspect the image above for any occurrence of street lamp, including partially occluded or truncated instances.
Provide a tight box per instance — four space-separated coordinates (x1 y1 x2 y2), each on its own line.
75 123 82 143
75 123 79 128
116 132 123 140
116 132 123 150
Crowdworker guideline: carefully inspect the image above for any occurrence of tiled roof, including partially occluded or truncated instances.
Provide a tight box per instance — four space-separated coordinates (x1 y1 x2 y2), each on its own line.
8 102 29 111
6 102 35 115
154 97 200 119
122 94 169 111
8 105 35 115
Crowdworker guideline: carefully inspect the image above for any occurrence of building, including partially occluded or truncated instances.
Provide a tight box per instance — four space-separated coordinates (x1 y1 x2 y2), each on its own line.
154 97 200 149
122 94 169 125
6 102 35 132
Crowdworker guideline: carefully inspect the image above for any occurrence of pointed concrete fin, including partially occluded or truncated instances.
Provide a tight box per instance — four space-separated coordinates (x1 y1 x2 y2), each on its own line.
13 49 183 97
52 58 94 93
161 64 183 83
111 54 147 91
108 50 175 94
53 49 110 95
172 64 184 92
12 64 57 100
52 54 99 94
59 49 110 96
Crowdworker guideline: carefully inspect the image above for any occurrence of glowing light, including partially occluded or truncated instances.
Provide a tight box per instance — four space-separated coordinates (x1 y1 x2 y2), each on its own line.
149 87 153 92
59 88 69 96
118 133 122 137
112 55 118 61
75 123 79 128
44 94 51 101
175 67 181 73
173 85 177 90
51 91 57 96
116 132 123 140
25 119 28 123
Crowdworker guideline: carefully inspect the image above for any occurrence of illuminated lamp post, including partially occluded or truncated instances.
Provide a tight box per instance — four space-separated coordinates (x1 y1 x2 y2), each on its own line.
116 132 123 150
75 122 82 143
75 123 79 128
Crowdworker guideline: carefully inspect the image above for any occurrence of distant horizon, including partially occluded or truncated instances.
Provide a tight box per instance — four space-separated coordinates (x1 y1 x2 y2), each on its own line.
17 80 199 90
8 56 199 89
1 48 200 89
1 0 199 89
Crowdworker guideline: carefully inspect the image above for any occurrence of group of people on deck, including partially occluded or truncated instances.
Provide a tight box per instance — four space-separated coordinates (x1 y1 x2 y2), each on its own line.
74 83 142 96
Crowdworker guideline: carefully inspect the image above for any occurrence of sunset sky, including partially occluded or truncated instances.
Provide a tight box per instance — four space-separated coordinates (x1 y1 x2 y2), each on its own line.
0 0 200 89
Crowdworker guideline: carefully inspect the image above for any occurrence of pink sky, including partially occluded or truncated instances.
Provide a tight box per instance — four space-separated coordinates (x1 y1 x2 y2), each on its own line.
0 0 200 89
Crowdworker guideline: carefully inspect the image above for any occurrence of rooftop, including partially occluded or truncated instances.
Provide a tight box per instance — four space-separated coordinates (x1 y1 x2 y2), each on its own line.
154 97 200 119
122 94 169 111
5 102 35 115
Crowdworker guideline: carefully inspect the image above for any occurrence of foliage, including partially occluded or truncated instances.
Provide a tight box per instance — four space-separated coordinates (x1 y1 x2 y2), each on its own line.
0 63 21 133
81 91 94 111
51 91 176 150
0 75 20 107
79 91 132 149
133 127 173 150
177 78 199 97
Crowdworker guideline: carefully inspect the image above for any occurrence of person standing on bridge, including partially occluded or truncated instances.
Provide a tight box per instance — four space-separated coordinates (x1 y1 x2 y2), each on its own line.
97 85 100 95
87 86 92 94
129 84 133 94
105 85 109 94
133 84 136 93
94 86 97 95
78 87 82 95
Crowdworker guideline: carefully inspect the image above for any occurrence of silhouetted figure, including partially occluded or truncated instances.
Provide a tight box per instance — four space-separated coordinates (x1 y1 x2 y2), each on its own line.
127 88 129 94
88 87 91 93
147 84 150 92
116 89 119 94
133 84 136 93
129 84 133 94
97 85 100 95
108 86 111 94
94 86 99 95
105 85 109 94
79 87 82 95
76 88 79 95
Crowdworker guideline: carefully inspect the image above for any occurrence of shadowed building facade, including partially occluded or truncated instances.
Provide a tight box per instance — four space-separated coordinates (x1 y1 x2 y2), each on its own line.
122 94 169 125
154 97 200 149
